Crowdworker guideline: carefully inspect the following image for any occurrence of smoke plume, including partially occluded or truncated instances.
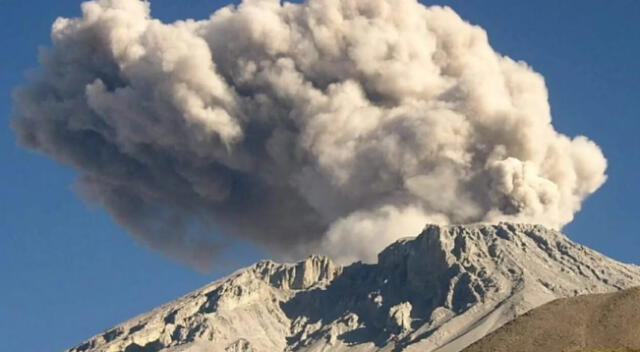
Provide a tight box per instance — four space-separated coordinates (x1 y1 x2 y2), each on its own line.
12 0 607 267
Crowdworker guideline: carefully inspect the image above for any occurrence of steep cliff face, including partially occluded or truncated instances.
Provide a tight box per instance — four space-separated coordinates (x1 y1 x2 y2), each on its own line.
66 224 640 352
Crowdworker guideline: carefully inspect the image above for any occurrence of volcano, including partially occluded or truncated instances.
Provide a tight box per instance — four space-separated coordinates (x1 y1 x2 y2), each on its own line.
66 223 640 352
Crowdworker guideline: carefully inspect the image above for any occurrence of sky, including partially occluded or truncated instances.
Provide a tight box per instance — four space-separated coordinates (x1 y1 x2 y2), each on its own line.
0 0 638 351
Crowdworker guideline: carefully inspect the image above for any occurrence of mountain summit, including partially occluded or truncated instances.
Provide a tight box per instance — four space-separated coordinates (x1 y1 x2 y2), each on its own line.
67 223 640 352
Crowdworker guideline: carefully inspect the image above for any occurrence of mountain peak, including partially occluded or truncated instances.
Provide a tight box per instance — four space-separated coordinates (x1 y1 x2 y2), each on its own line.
67 223 640 352
383 222 638 293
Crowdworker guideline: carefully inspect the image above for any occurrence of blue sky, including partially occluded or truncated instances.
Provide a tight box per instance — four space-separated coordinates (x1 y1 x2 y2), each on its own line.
0 0 638 351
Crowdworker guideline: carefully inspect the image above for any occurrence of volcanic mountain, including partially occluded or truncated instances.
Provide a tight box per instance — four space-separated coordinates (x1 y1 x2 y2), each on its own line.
66 223 640 352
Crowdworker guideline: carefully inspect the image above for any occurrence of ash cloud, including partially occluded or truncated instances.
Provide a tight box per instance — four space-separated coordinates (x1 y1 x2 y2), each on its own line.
12 0 607 266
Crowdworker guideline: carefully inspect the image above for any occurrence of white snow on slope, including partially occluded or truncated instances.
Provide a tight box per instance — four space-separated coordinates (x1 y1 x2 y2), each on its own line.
66 223 640 352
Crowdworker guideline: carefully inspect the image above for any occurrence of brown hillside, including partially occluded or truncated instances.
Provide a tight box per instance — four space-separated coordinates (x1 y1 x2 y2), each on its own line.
463 287 640 352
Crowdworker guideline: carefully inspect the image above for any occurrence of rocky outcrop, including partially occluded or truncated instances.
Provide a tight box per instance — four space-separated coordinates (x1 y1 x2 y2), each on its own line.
256 255 342 290
66 223 640 352
387 302 413 335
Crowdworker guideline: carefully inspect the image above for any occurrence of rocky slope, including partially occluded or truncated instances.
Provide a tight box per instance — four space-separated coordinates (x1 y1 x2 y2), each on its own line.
66 223 640 352
463 287 640 352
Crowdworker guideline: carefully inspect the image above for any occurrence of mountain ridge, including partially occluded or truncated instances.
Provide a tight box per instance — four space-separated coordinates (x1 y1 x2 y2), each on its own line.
67 223 640 352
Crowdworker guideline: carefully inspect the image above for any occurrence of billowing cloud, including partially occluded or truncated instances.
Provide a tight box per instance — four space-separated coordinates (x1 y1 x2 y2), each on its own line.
12 0 607 267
